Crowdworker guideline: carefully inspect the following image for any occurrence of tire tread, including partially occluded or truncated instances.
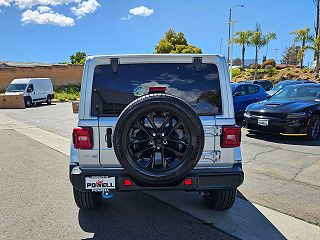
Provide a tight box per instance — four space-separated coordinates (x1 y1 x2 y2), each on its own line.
73 187 101 209
203 189 236 211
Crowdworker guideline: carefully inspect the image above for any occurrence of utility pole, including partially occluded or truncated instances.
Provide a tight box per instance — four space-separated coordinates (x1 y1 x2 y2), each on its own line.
229 21 236 82
227 5 244 82
275 48 279 64
227 5 244 68
316 0 320 79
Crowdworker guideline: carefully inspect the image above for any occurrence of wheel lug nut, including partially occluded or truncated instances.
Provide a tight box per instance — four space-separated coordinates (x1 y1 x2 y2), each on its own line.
152 133 156 137
163 140 168 145
149 140 154 145
157 146 160 149
161 133 165 137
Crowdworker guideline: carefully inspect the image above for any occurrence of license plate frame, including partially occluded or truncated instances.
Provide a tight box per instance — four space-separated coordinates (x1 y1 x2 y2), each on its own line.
258 119 269 126
85 176 116 191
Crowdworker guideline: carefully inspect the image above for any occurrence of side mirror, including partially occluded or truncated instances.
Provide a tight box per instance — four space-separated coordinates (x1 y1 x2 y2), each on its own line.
27 87 33 93
233 92 243 97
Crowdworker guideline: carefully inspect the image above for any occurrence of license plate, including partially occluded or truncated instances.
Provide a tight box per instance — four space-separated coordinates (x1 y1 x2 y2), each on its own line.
85 176 116 191
258 119 269 126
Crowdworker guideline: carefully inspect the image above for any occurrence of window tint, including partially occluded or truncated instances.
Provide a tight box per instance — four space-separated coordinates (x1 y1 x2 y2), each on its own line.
235 85 246 95
6 84 27 92
271 86 320 101
91 63 222 116
259 82 271 90
246 85 259 94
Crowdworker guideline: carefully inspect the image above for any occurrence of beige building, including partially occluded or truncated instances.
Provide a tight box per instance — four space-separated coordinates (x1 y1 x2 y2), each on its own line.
0 61 83 90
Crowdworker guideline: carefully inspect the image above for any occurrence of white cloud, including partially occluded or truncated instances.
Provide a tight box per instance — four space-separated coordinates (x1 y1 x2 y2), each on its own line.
14 0 81 9
129 6 154 17
37 5 51 13
121 14 132 21
71 0 99 18
21 6 74 26
0 0 11 7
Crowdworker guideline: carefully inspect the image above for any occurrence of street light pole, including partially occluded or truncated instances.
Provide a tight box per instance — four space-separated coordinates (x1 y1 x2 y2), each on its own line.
230 21 235 82
227 5 244 81
227 8 232 64
275 48 279 64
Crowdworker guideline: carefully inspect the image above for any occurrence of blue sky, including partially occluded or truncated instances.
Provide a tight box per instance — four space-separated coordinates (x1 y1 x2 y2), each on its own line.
0 0 314 65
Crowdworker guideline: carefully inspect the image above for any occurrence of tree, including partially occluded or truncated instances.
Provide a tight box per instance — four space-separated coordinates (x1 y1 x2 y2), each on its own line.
281 46 301 65
249 23 277 80
233 58 242 66
154 29 202 54
291 27 312 69
306 35 320 70
70 52 87 64
231 30 253 70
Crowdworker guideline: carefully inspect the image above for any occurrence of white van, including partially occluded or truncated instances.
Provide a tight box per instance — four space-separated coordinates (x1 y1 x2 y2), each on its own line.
5 78 54 107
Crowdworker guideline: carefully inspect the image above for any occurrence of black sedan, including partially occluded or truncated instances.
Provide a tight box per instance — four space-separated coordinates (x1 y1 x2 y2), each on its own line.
243 84 320 140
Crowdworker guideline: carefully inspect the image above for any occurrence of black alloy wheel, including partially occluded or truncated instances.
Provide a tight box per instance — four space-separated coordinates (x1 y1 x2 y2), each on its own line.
113 94 204 186
128 110 191 173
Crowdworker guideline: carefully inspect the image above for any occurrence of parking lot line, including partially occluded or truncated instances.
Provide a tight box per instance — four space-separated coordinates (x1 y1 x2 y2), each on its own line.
1 113 319 239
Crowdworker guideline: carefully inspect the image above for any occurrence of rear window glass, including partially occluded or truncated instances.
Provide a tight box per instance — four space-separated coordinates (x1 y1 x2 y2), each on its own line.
91 63 222 116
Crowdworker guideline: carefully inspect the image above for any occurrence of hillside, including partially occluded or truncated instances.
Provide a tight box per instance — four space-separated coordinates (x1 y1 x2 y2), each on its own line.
232 67 319 83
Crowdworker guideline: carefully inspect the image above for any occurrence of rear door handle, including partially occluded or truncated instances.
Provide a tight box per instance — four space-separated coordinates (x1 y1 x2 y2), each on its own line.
105 128 112 148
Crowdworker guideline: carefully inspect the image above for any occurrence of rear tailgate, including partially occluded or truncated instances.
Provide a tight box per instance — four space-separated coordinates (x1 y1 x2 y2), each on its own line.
80 55 235 168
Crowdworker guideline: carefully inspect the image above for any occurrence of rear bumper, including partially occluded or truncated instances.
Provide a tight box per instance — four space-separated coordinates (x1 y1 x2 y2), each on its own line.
243 116 309 134
70 163 244 192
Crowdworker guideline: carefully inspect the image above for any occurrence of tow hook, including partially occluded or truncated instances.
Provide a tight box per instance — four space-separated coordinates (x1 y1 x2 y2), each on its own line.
102 190 114 199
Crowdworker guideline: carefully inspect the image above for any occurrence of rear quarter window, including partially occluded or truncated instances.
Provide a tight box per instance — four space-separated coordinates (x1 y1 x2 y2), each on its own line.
247 85 259 94
91 63 222 116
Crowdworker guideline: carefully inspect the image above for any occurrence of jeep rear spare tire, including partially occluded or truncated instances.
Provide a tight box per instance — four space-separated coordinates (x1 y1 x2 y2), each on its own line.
113 94 204 186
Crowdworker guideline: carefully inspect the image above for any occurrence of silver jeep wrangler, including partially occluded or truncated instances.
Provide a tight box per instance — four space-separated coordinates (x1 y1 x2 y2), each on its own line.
70 54 244 210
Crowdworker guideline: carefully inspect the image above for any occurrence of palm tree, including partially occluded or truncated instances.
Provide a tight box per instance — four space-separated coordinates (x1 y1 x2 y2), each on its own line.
249 23 277 80
305 35 320 78
291 27 312 69
231 30 253 70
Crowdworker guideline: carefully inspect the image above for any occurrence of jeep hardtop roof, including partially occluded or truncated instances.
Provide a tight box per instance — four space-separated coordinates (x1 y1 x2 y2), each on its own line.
79 54 234 119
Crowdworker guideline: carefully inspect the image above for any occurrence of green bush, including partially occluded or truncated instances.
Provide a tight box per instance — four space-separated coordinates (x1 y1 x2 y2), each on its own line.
261 59 276 69
264 65 274 70
266 67 277 75
0 88 5 94
54 85 81 102
232 68 242 77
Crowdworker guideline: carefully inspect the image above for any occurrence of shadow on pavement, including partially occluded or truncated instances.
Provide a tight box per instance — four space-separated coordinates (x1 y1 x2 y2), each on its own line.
30 103 56 108
78 192 234 240
245 131 320 146
149 191 287 240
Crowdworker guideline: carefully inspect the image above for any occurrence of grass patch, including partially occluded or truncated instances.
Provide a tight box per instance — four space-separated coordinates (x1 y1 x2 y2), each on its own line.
0 88 5 94
54 85 81 102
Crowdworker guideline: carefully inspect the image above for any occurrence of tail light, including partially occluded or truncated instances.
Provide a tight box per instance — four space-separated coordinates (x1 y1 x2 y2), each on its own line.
221 126 241 148
73 127 93 149
148 86 167 93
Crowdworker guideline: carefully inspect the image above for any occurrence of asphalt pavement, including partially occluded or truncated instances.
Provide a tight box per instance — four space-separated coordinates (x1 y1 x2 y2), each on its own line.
0 128 233 240
1 102 320 239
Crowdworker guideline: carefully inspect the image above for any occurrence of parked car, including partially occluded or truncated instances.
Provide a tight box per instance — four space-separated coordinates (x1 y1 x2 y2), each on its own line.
5 78 54 107
245 80 273 91
268 79 314 96
70 54 244 211
243 84 320 140
232 83 269 117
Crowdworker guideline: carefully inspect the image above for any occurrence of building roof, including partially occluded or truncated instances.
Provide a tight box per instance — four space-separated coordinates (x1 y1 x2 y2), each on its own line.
0 61 66 68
